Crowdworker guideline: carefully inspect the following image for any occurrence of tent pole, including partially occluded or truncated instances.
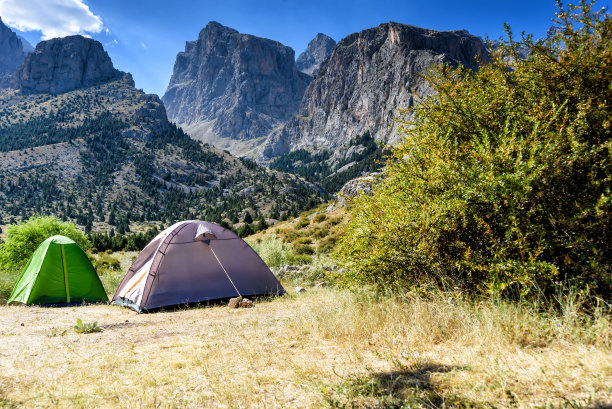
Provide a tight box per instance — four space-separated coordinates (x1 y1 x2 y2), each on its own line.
60 244 71 303
209 245 241 297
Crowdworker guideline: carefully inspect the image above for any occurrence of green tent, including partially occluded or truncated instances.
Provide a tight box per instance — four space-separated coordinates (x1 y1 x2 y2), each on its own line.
7 235 108 305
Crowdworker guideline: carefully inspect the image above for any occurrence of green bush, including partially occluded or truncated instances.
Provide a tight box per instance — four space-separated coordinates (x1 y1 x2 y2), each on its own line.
0 216 90 274
312 226 330 239
295 217 310 229
313 214 327 223
0 272 18 303
246 236 293 267
93 252 122 272
286 253 313 265
335 2 611 298
293 237 313 245
318 235 339 254
293 243 315 255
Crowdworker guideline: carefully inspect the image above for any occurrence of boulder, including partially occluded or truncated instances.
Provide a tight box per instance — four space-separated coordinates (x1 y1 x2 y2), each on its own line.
239 298 254 308
228 296 243 308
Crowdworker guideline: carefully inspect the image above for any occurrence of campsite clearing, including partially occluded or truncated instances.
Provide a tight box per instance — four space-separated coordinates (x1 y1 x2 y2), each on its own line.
0 287 609 408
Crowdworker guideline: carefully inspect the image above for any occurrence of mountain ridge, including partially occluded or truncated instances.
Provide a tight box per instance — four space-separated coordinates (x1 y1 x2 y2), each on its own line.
0 17 29 86
0 34 325 233
260 22 490 161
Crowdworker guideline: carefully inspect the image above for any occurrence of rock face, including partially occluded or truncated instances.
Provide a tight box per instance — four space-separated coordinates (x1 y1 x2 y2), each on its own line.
260 22 489 160
17 35 34 53
15 35 123 94
162 22 312 157
296 33 336 76
328 173 378 210
0 18 28 76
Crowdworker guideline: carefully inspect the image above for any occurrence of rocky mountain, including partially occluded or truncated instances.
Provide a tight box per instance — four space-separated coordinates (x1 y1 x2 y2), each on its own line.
17 35 34 53
0 18 28 83
0 35 325 233
14 35 123 94
296 33 336 76
260 22 489 161
489 39 531 60
162 22 312 157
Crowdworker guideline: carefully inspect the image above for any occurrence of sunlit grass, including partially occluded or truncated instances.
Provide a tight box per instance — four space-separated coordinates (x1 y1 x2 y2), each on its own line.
0 287 608 408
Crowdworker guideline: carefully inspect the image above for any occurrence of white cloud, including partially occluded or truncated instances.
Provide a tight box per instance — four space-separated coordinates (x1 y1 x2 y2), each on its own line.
140 42 147 49
0 0 104 40
105 39 118 48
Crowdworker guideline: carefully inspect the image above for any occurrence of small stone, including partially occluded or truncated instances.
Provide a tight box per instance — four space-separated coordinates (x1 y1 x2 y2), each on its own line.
295 287 306 293
20 323 24 326
315 281 329 288
239 298 254 308
228 296 243 308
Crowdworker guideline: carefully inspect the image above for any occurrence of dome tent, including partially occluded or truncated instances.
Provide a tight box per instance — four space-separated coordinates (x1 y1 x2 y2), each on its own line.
8 235 108 305
112 220 284 312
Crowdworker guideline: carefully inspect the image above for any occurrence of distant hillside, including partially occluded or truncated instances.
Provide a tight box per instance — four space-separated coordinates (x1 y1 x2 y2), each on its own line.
0 35 326 233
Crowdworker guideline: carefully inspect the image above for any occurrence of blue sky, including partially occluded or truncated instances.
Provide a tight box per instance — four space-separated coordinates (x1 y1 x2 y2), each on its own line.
1 0 610 97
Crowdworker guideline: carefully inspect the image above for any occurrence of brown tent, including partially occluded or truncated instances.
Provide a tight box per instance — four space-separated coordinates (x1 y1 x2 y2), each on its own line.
112 220 284 312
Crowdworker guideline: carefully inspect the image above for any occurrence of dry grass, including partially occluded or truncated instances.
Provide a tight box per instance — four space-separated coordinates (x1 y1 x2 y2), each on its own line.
0 287 609 408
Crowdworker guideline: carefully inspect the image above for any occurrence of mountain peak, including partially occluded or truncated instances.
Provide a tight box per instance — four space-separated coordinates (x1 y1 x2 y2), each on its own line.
200 21 239 37
15 35 124 94
0 17 28 76
296 33 336 76
163 24 311 157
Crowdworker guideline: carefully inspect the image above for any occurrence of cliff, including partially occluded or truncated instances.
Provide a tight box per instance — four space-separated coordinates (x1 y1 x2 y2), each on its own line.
162 22 311 157
260 22 489 160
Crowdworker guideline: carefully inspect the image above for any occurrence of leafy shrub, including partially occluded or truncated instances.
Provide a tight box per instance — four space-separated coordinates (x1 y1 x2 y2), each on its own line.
313 214 327 223
293 243 315 255
93 252 122 272
0 216 90 274
246 236 293 267
318 235 339 254
293 237 313 245
295 217 310 229
325 217 343 227
0 272 17 303
312 226 330 239
287 254 313 265
335 2 612 298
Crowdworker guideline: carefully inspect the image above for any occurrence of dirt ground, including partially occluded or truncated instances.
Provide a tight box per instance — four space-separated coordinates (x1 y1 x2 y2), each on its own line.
0 288 610 409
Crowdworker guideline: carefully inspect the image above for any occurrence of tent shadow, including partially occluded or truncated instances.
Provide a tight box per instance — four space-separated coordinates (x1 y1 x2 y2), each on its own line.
125 293 283 314
19 301 109 308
